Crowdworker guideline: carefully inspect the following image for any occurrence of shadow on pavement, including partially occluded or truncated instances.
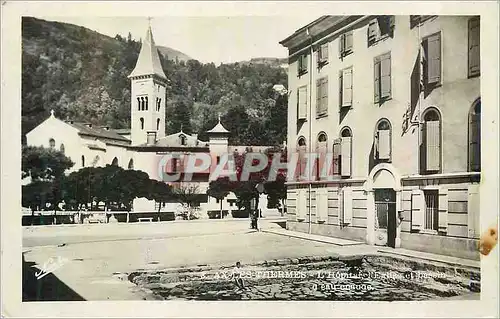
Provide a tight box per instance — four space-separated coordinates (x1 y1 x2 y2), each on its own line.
22 254 85 301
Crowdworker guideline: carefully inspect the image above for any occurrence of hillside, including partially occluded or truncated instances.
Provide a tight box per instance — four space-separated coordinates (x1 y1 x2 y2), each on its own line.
157 46 192 63
22 17 288 146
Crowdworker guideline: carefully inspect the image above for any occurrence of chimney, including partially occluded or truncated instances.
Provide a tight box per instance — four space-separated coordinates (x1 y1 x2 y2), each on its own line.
147 131 157 145
191 133 198 141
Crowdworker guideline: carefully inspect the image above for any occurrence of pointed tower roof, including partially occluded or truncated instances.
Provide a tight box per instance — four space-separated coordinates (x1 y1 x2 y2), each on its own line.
207 114 230 134
128 24 167 80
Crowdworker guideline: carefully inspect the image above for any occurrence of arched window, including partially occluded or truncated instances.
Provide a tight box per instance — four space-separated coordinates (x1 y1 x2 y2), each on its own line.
140 117 144 130
374 119 392 162
93 155 100 167
157 98 162 111
157 118 160 130
180 134 186 146
469 99 481 172
128 159 134 170
316 132 328 180
59 143 65 154
340 127 352 178
112 157 118 166
81 155 85 168
421 108 441 173
145 96 148 110
49 138 55 149
137 97 141 111
140 97 145 110
296 137 307 178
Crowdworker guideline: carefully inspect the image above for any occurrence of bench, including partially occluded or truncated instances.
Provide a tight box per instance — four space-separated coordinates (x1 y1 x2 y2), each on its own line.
138 217 153 222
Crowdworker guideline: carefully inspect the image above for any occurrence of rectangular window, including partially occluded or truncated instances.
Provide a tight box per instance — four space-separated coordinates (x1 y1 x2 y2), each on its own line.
374 53 391 102
424 190 439 231
339 67 353 108
297 54 308 75
316 77 328 116
368 16 395 46
297 86 308 120
339 31 353 57
468 17 480 77
318 43 329 65
422 32 441 86
172 158 178 173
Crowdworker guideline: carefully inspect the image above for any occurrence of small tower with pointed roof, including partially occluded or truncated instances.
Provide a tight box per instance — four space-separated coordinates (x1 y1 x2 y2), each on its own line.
128 19 168 145
206 114 230 158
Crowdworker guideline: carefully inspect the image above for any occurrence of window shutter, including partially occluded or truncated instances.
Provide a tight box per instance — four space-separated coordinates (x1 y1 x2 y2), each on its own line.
468 18 480 76
332 139 341 176
317 189 328 222
467 185 480 238
378 129 391 160
438 188 448 233
368 20 378 42
469 113 480 171
298 87 308 120
342 188 353 224
321 78 328 114
345 32 353 52
380 54 391 99
303 55 308 73
341 136 352 177
339 34 345 56
374 59 381 102
411 189 424 231
297 189 306 220
426 120 441 171
297 57 301 75
427 33 441 84
298 146 307 180
339 71 343 108
316 79 321 115
342 68 353 107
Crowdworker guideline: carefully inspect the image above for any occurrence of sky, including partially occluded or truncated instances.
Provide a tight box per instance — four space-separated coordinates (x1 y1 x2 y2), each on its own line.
41 16 318 65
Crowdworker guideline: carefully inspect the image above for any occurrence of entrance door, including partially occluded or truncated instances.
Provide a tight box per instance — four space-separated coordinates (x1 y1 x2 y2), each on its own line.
374 189 397 248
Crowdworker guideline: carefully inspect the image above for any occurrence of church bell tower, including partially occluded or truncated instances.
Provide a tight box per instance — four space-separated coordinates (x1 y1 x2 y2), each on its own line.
128 22 168 145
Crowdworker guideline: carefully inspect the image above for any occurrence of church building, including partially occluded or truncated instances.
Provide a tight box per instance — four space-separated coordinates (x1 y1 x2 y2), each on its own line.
25 24 278 218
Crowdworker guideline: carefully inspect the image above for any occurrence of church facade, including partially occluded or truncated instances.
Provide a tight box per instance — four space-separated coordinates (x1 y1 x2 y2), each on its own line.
25 25 278 218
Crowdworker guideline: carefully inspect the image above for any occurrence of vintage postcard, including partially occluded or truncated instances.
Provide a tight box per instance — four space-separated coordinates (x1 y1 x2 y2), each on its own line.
1 1 499 318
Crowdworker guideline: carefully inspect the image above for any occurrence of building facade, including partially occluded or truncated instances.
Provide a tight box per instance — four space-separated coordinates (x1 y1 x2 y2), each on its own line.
25 24 279 219
280 15 481 259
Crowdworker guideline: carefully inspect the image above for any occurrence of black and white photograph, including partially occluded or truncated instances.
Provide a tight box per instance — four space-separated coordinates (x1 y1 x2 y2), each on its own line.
1 1 499 318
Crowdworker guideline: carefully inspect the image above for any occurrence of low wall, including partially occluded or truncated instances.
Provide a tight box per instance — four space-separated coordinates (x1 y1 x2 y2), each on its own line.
400 232 480 260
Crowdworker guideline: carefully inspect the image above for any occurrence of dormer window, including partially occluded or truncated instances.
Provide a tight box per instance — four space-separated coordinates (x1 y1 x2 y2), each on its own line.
49 138 55 149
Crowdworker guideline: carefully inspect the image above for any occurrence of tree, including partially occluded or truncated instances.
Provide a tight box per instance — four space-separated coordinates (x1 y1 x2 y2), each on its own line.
22 145 74 181
168 99 193 134
147 180 173 213
171 183 201 219
207 177 231 219
22 145 74 224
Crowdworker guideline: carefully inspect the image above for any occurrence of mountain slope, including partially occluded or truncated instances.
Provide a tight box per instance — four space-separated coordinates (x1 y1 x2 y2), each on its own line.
21 17 288 146
157 46 192 62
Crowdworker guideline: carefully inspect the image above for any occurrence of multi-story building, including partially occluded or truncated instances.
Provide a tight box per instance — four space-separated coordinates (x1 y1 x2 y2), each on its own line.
280 15 481 259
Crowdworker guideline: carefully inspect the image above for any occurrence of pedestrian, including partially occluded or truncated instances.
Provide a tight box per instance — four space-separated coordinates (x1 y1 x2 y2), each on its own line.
233 261 245 290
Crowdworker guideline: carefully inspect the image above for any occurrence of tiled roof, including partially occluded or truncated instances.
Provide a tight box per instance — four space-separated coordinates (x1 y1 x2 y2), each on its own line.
68 122 131 144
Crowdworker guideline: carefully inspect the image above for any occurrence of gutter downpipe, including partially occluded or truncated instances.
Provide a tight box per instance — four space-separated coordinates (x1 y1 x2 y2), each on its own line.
307 27 313 234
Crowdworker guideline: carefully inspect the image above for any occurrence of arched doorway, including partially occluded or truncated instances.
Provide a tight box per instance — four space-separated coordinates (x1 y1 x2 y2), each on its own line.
364 164 402 248
111 157 118 166
128 159 134 170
